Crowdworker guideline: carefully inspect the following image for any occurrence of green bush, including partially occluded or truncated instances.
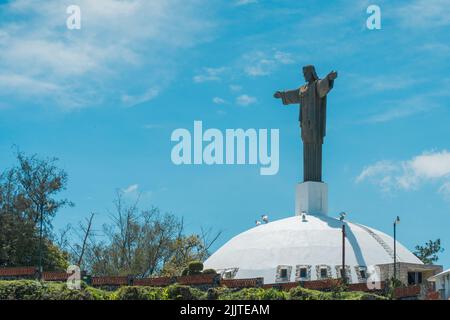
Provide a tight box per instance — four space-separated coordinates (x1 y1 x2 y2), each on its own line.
163 284 206 300
110 286 165 300
187 261 203 275
0 280 105 300
289 287 331 300
218 288 288 300
202 269 217 275
0 280 385 300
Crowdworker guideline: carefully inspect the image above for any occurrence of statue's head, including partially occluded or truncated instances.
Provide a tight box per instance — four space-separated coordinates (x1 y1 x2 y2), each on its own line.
303 65 318 82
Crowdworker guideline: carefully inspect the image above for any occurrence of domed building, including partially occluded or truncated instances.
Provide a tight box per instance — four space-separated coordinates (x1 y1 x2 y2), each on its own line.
204 213 424 284
205 66 442 290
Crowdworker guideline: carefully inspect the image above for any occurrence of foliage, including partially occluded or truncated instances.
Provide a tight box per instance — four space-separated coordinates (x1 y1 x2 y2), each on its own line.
0 280 109 300
82 192 220 278
414 239 444 265
0 280 385 300
385 277 404 300
187 261 203 275
202 269 217 275
0 152 71 270
110 286 166 300
164 284 206 300
289 286 385 300
218 288 288 300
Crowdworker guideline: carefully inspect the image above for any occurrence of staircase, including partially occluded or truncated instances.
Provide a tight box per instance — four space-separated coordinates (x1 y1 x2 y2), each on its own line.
355 223 398 261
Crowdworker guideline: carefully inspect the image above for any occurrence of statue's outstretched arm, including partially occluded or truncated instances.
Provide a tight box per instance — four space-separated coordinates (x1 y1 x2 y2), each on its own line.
317 71 338 98
274 88 300 105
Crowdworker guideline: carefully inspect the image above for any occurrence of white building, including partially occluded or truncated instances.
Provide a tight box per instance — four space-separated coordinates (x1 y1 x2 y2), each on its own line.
429 269 450 300
204 212 423 284
204 182 442 288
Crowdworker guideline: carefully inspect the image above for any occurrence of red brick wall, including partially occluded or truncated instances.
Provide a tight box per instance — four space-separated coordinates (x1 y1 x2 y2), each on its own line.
0 267 37 277
222 278 263 288
134 277 174 287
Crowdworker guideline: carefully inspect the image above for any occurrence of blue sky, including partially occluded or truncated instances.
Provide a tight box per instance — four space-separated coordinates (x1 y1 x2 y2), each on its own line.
0 0 449 268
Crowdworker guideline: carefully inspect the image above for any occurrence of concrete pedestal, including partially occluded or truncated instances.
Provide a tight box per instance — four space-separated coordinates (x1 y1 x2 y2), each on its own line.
295 181 328 216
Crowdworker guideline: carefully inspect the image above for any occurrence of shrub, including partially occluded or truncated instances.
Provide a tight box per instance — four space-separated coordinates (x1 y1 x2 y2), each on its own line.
187 261 203 275
0 280 385 301
202 269 217 275
110 286 165 300
0 280 104 300
218 288 288 300
164 284 206 300
289 287 331 300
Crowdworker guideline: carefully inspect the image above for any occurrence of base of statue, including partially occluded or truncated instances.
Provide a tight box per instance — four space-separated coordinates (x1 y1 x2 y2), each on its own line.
295 181 328 216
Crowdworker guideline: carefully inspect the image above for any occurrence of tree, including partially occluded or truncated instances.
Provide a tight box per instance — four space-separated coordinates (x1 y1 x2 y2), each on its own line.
414 239 444 265
0 151 71 270
83 191 220 278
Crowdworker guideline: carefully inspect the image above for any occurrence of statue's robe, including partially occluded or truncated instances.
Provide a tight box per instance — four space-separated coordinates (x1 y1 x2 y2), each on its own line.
279 77 334 182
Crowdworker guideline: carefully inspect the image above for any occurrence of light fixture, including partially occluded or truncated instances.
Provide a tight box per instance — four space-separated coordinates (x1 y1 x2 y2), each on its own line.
262 215 269 224
255 220 262 226
394 216 400 225
339 212 346 221
301 211 307 222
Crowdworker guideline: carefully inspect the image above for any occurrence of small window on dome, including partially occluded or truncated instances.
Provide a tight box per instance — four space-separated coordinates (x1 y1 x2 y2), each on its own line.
320 268 328 279
280 268 288 280
300 268 307 279
360 269 367 279
276 265 292 283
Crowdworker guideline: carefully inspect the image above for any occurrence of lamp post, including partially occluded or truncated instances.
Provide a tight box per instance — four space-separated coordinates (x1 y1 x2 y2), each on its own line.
38 206 44 279
339 212 347 283
393 216 400 282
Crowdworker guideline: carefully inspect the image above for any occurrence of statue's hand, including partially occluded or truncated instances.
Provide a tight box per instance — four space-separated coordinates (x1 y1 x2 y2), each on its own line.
327 71 338 80
273 91 282 99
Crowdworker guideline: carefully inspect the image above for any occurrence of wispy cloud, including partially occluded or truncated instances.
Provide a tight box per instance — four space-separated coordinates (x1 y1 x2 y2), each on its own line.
229 84 242 92
364 97 433 124
123 184 139 194
234 0 258 6
357 150 450 199
121 184 152 201
395 0 450 28
243 50 295 77
193 67 226 83
0 0 215 109
212 97 227 104
236 94 257 106
121 87 159 107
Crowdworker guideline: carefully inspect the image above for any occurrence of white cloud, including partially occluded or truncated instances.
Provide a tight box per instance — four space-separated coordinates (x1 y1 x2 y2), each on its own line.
243 50 295 77
236 94 257 106
395 0 450 28
356 161 397 183
357 150 450 198
229 84 242 92
121 87 159 107
364 94 442 124
212 97 226 104
123 184 139 194
274 51 295 64
193 67 226 83
234 0 258 6
0 0 215 109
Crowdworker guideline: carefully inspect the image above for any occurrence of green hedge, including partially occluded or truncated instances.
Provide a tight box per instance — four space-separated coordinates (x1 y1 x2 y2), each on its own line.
0 280 385 300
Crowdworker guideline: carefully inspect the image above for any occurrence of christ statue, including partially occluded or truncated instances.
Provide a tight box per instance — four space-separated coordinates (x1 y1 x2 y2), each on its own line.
274 65 337 182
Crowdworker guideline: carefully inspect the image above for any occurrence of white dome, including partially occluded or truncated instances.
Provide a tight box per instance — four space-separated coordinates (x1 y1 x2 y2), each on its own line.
204 214 422 284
